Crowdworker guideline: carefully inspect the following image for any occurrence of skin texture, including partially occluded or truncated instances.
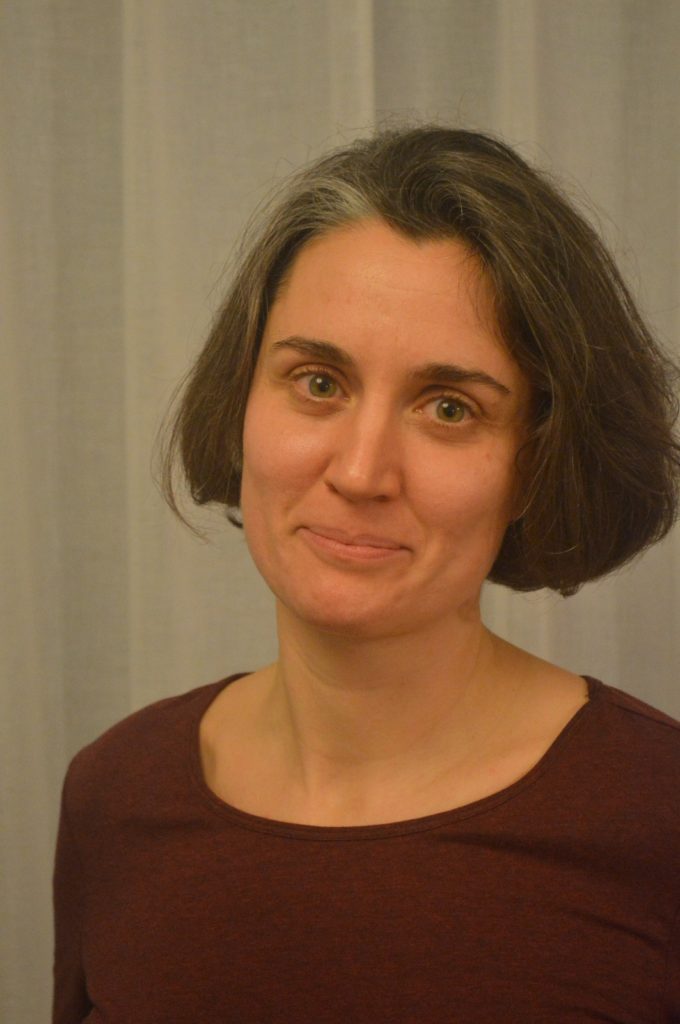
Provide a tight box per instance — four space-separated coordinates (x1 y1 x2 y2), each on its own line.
214 217 585 822
242 219 531 641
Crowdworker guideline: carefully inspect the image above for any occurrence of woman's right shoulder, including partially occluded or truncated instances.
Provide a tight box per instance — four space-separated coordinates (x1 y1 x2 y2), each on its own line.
61 675 247 810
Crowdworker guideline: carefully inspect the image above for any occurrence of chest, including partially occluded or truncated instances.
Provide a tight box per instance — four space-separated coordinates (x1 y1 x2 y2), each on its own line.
82 826 673 1023
197 670 590 828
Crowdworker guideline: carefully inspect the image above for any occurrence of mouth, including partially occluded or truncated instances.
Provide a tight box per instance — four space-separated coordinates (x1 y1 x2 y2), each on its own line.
298 526 409 562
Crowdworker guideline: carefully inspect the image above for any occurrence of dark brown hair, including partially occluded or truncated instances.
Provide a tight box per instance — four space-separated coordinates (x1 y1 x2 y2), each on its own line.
157 120 680 596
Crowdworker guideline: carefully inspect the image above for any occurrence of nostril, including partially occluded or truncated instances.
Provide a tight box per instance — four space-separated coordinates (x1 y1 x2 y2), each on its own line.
322 421 402 501
323 469 400 503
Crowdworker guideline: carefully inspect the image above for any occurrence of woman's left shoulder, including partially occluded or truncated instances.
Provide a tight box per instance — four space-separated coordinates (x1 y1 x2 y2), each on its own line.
583 677 680 807
590 676 680 738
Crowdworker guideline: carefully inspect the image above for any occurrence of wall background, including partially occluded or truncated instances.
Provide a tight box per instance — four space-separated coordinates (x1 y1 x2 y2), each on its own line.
2 2 679 1019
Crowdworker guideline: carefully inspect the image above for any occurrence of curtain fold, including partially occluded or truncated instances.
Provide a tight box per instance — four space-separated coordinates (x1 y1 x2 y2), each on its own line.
2 2 679 1018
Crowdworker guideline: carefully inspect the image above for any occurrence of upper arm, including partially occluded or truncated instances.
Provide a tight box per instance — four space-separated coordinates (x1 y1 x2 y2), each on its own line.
52 777 92 1024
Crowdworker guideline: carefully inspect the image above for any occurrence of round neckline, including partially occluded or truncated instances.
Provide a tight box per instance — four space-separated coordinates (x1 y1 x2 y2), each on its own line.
187 673 603 840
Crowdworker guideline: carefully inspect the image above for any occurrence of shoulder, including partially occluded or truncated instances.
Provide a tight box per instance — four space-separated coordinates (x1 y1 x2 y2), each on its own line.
591 677 680 746
60 674 247 819
579 676 680 812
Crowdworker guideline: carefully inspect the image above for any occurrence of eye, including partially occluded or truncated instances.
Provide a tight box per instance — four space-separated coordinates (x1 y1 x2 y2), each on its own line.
307 373 338 398
434 397 466 423
290 368 341 401
424 395 473 426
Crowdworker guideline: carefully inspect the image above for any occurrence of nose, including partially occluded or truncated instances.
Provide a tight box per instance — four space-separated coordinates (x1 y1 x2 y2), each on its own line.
323 403 402 503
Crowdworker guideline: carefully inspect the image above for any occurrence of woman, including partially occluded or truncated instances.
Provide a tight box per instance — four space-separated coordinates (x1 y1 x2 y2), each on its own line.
53 124 680 1022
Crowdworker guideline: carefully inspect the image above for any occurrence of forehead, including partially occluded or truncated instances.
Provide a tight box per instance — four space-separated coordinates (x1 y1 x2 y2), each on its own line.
269 219 491 330
274 218 492 316
261 218 526 397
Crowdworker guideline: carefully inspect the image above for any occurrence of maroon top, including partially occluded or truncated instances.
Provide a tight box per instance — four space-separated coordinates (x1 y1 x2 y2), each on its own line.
53 673 680 1023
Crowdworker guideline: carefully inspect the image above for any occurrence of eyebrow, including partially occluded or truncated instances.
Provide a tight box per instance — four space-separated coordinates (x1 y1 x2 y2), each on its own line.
269 336 512 397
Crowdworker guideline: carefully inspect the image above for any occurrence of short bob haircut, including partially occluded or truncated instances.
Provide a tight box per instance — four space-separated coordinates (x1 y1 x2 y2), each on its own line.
158 121 680 597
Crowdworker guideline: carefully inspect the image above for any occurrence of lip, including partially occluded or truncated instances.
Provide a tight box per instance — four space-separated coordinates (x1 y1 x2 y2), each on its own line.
303 525 407 549
298 526 410 562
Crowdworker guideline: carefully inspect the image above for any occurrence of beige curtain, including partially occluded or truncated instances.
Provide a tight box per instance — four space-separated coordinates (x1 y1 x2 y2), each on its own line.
2 1 679 1018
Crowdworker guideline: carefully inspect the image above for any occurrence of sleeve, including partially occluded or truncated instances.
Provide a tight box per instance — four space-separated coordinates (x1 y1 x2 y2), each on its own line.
52 772 92 1024
665 899 680 1023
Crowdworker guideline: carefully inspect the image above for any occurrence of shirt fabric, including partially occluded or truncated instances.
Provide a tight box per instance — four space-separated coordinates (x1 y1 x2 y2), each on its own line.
53 673 680 1023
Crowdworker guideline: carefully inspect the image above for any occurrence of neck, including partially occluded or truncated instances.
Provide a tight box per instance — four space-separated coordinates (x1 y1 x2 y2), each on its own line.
257 601 527 809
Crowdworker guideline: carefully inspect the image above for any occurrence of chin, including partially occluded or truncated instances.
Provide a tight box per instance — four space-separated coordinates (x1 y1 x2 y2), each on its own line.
273 581 433 641
289 610 412 642
280 590 377 633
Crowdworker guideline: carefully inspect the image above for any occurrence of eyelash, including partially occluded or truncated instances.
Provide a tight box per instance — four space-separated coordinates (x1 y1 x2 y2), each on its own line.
288 366 476 428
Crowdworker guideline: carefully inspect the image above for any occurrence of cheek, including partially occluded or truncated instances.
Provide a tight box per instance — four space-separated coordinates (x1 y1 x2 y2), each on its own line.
240 396 328 590
411 451 517 534
241 393 325 498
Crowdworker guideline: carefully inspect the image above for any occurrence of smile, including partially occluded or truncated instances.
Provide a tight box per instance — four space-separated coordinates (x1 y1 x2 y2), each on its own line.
298 527 410 562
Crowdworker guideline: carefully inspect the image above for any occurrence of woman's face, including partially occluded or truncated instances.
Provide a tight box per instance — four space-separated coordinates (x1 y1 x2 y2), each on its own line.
240 218 531 639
